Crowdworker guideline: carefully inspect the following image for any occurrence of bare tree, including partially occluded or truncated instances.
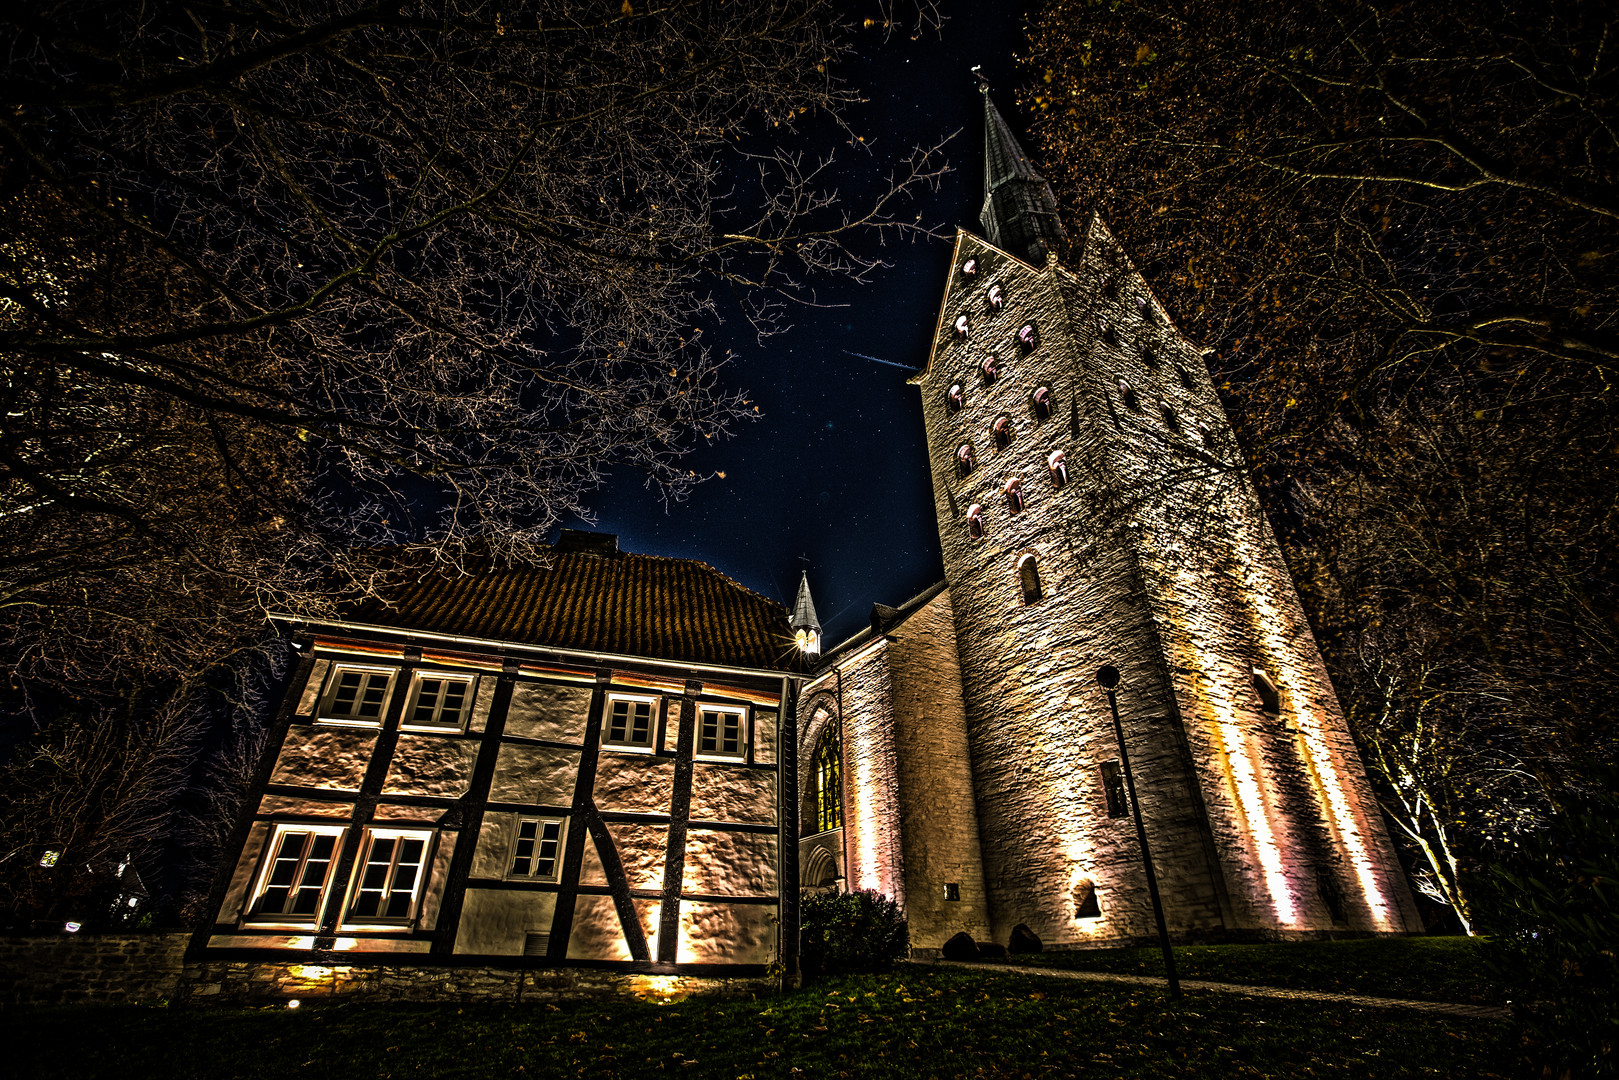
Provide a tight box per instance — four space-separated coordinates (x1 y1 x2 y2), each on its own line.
1025 0 1618 920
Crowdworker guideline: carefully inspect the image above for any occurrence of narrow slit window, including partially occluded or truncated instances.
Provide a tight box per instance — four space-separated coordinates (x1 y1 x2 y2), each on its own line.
1100 760 1129 818
1252 669 1282 714
1178 365 1196 390
946 382 964 414
1116 377 1138 410
697 705 748 760
980 356 999 385
954 313 971 340
987 283 1003 310
1018 324 1038 352
1160 400 1180 430
1048 449 1068 488
1018 555 1042 603
603 694 657 751
511 818 565 881
1032 385 1053 421
1004 477 1025 516
992 415 1013 451
1141 345 1159 368
956 443 976 477
347 830 429 924
966 504 985 540
961 257 978 277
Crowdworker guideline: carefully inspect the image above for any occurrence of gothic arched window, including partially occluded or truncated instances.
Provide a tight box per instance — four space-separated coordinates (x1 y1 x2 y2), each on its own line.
966 504 985 540
1019 555 1043 604
1032 385 1054 421
956 443 976 477
813 726 843 834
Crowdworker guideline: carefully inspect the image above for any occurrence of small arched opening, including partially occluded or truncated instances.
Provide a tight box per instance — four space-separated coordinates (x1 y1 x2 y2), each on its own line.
1018 554 1043 604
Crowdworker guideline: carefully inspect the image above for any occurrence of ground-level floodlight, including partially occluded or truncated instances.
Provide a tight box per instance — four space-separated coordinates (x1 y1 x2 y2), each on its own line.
1096 664 1182 999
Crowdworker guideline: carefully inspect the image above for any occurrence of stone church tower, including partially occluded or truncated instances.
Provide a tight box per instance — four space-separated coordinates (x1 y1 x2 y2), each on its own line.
798 84 1419 952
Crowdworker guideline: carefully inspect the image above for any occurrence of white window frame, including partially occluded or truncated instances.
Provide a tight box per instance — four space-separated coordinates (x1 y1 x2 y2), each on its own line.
508 817 567 883
400 671 477 732
601 692 660 753
246 823 346 927
695 704 749 762
342 827 434 929
318 663 397 727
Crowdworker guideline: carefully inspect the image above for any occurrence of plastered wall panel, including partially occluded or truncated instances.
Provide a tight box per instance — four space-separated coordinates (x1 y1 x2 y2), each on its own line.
270 727 377 792
753 711 778 766
471 814 516 880
383 734 479 798
296 659 331 715
594 754 676 815
417 832 457 930
220 823 270 923
682 829 778 896
488 744 579 805
505 682 592 742
606 822 670 891
453 888 556 956
565 894 633 961
257 795 352 819
467 676 497 735
677 902 776 965
370 802 444 825
688 765 776 826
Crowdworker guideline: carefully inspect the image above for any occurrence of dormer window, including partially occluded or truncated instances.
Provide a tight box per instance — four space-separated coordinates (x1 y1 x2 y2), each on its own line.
966 504 985 540
1004 477 1024 515
992 414 1013 451
1116 377 1138 410
1048 449 1068 488
954 314 971 340
956 443 976 477
1031 385 1054 421
946 382 964 414
962 258 978 277
980 356 999 385
1018 324 1038 353
987 284 1004 311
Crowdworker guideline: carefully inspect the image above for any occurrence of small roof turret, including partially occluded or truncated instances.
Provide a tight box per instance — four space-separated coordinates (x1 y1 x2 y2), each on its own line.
977 76 1068 265
790 571 822 657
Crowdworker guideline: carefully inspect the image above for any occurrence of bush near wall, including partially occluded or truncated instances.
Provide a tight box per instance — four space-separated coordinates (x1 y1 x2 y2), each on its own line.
800 890 909 977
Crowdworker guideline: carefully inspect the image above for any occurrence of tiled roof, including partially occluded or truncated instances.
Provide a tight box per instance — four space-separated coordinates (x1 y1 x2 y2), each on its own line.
342 545 796 672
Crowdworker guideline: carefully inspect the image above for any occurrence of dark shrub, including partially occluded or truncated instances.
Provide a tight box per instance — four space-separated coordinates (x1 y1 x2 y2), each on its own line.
979 942 1007 959
1483 770 1619 1079
1009 923 1043 954
941 931 980 961
800 889 909 977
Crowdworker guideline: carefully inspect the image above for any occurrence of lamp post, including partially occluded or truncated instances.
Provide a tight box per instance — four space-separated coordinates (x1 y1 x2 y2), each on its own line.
1096 664 1181 999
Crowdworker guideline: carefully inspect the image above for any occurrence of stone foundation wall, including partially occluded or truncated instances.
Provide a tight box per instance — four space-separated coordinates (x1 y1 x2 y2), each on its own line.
0 934 776 1008
0 932 190 1006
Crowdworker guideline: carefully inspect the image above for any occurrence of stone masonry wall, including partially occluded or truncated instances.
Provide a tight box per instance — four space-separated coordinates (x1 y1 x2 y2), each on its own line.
0 933 774 1007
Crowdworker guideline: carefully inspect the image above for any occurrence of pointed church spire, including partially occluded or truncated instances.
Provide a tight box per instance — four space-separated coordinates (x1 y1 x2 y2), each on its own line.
790 571 822 657
975 75 1067 265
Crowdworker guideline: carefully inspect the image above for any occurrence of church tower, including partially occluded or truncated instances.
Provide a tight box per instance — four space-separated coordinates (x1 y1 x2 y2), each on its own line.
906 84 1419 945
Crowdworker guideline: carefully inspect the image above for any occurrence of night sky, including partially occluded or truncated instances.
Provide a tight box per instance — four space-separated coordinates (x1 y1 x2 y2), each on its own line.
560 3 1034 645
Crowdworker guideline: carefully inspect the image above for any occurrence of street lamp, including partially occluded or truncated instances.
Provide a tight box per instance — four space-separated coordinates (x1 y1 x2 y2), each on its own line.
1096 664 1182 999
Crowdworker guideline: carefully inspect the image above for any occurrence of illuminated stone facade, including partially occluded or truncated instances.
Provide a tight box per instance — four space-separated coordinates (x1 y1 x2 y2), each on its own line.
795 91 1420 952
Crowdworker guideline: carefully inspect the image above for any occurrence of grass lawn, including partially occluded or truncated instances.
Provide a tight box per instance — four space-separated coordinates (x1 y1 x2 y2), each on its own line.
7 966 1511 1079
989 936 1505 1005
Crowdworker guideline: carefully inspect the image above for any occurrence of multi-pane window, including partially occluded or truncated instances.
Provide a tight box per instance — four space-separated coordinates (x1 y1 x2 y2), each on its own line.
250 826 343 922
697 706 747 760
347 830 430 923
404 674 473 730
813 727 843 834
603 694 657 751
510 818 565 881
322 666 393 725
1100 760 1129 819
